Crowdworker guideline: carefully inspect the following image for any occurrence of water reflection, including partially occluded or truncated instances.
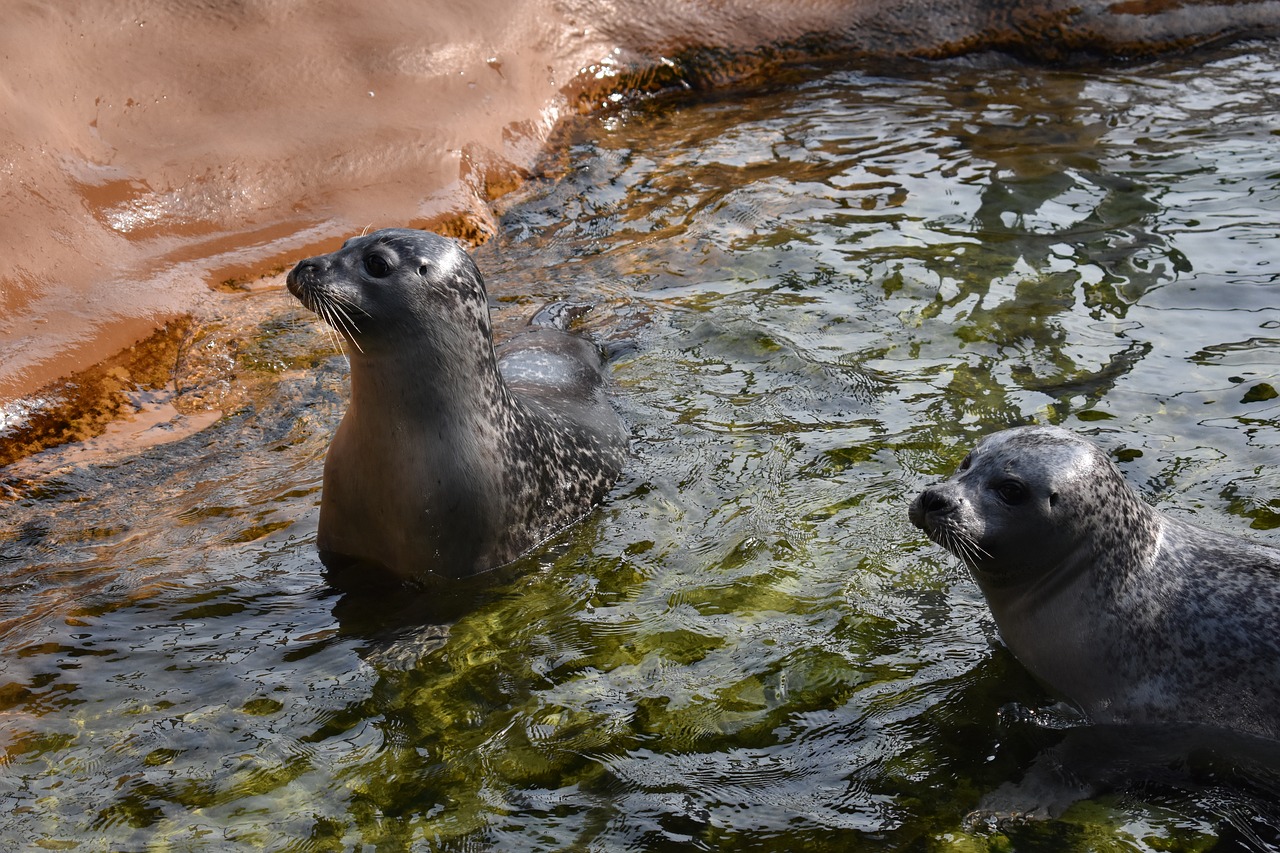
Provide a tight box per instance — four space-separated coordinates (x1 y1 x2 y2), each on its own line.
4 42 1280 850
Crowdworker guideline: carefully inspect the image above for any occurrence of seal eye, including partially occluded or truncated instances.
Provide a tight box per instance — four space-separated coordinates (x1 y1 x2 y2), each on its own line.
994 480 1026 505
958 454 973 472
364 253 393 278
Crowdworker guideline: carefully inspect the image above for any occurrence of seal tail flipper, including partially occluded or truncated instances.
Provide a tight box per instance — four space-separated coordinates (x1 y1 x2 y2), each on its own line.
530 301 593 331
529 300 638 362
601 338 639 361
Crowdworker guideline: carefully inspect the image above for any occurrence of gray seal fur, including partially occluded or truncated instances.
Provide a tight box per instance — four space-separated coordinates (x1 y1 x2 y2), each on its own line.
286 228 627 584
909 425 1280 741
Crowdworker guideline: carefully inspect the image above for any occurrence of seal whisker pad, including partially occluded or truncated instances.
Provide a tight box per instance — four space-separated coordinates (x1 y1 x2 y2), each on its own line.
908 425 1280 742
286 228 628 585
318 296 365 354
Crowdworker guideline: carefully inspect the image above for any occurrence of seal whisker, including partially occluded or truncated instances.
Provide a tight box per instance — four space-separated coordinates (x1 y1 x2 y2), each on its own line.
930 521 988 569
321 317 349 358
943 528 974 566
312 299 346 351
318 295 366 355
323 289 370 316
954 528 990 563
929 523 957 556
323 320 351 360
326 300 364 337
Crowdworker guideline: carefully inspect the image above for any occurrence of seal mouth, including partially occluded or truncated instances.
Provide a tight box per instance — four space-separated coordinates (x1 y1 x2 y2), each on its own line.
286 258 366 354
909 488 990 568
920 517 990 568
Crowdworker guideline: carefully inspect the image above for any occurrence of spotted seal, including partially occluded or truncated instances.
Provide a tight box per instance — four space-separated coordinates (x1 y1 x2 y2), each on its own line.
908 425 1280 741
286 228 628 585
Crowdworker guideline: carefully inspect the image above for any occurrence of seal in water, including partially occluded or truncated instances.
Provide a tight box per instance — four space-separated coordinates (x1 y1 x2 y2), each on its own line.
909 425 1280 742
286 228 628 585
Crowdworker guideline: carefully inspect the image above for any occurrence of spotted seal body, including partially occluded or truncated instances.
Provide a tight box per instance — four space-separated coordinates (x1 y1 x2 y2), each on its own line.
909 425 1280 741
286 228 627 584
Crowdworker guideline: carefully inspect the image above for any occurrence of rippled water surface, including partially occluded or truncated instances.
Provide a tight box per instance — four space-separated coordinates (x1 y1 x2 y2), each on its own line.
5 44 1280 850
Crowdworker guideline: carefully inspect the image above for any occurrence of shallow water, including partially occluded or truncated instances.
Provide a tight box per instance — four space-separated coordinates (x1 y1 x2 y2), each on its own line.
4 42 1280 850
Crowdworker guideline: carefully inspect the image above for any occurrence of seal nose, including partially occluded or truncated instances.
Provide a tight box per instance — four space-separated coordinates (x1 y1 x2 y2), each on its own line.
908 486 954 530
286 258 321 299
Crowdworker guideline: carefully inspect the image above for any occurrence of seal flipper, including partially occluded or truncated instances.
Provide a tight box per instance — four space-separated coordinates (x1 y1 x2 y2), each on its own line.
529 300 638 362
530 300 593 331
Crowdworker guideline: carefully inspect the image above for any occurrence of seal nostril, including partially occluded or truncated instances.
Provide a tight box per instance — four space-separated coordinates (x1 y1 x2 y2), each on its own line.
286 258 320 297
921 488 952 515
909 486 954 530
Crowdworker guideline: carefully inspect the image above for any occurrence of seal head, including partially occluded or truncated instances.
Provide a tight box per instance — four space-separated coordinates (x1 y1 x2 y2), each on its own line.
287 228 628 585
909 426 1158 594
909 425 1280 741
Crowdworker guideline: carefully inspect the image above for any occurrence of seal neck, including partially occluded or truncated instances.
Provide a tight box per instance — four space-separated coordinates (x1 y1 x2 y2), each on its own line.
1089 482 1164 599
346 341 514 427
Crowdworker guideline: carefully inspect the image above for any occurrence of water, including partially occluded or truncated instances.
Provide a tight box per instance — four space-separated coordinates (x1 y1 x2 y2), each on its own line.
4 43 1280 850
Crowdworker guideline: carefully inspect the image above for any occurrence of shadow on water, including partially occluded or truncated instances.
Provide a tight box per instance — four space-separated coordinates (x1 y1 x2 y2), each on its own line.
973 722 1280 849
5 42 1280 850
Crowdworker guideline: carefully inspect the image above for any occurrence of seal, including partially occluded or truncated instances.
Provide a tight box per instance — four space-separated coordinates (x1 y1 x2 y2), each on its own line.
909 425 1280 742
286 228 628 585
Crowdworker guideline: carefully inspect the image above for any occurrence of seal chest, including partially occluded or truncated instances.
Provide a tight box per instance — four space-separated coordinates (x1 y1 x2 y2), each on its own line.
287 228 628 585
909 425 1280 741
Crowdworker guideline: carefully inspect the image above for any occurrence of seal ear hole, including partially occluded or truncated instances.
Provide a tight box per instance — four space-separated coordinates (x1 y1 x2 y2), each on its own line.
1049 492 1059 508
418 265 430 277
